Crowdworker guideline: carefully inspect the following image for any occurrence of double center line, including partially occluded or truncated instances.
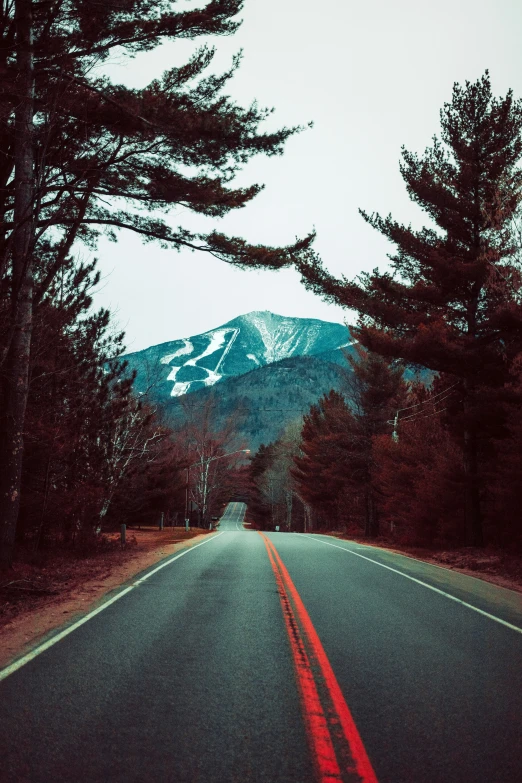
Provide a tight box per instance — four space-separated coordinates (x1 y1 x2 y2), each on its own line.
259 532 378 783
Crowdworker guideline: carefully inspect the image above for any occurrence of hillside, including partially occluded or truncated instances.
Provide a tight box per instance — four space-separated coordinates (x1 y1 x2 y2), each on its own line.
161 353 353 450
123 311 431 449
122 311 352 400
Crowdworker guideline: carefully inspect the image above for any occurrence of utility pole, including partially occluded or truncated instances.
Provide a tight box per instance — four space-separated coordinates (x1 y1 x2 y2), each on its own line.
392 411 399 442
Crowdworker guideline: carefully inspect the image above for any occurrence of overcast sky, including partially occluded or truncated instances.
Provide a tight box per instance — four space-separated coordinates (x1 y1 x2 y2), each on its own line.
92 0 522 352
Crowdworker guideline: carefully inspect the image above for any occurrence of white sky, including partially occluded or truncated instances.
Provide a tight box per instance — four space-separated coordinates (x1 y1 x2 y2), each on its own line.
92 0 522 352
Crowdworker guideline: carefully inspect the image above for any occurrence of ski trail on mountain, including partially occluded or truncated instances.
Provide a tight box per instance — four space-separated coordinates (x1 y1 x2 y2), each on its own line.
122 312 353 402
160 339 193 365
168 328 239 396
214 328 239 373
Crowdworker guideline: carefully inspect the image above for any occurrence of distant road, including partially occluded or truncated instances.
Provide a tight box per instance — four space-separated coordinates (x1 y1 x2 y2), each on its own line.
216 500 246 530
1 502 521 782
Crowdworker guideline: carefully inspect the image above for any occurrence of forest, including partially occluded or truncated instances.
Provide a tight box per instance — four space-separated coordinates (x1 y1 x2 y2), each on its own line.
0 0 312 569
249 73 522 553
1 0 522 571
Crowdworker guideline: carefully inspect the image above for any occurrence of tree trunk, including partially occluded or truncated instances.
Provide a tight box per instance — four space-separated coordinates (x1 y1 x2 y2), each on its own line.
463 426 483 547
0 0 35 570
364 486 371 537
286 490 292 531
365 484 379 538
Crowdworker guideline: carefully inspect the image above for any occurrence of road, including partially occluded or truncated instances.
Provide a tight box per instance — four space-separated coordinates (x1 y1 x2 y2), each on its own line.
216 501 248 531
1 502 521 782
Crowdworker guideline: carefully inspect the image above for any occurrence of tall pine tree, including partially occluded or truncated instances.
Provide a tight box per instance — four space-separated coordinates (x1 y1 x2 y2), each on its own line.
0 0 316 567
296 73 522 546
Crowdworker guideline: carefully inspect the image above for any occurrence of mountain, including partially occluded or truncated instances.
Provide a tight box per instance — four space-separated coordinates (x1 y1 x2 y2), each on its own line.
161 353 352 450
123 311 352 400
123 311 429 449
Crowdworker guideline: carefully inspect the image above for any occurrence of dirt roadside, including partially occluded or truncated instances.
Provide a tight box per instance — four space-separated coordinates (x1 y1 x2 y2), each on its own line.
0 528 215 670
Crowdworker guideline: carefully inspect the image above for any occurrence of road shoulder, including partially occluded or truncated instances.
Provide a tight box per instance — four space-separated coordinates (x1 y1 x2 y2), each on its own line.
0 529 213 670
319 533 522 595
307 533 522 629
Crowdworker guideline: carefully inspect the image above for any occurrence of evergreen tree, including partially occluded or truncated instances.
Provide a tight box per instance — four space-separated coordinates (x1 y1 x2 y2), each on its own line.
373 382 465 546
483 361 522 549
344 345 407 536
292 391 356 529
0 0 316 567
292 351 406 535
296 73 522 546
19 258 135 549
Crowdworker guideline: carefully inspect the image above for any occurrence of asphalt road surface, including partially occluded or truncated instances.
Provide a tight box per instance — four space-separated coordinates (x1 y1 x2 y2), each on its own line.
216 501 248 531
1 502 521 782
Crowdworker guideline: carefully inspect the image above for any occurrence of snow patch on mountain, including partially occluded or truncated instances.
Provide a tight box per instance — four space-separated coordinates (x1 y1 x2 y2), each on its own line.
160 339 193 365
171 380 191 396
122 311 351 400
244 311 322 363
214 328 239 373
168 328 239 397
189 328 227 366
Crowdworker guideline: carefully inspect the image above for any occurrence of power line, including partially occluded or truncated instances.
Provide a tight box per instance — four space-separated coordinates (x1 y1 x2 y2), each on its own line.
389 391 456 425
396 382 459 413
390 382 460 440
398 407 448 423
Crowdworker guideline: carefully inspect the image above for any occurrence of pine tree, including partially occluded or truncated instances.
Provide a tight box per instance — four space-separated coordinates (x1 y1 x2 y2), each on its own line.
344 345 407 536
483 361 522 549
0 1 316 567
292 391 356 530
373 382 465 546
19 258 135 549
0 0 36 568
296 73 522 546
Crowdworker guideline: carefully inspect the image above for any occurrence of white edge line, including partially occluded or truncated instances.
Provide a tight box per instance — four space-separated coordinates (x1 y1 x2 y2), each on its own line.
302 535 522 635
349 541 522 594
0 532 224 683
236 503 246 530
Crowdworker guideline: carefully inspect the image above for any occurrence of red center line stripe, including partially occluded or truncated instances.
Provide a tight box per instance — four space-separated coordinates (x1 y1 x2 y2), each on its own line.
261 534 343 783
260 532 378 783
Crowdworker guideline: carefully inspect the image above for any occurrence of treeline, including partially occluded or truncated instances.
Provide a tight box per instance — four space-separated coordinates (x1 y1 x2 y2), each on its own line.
164 353 349 450
250 74 522 551
0 1 313 568
9 256 188 553
249 346 522 549
5 257 246 554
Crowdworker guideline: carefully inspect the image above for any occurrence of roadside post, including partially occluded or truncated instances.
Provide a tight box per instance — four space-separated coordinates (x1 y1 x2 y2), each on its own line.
185 518 189 532
120 524 126 548
159 512 164 531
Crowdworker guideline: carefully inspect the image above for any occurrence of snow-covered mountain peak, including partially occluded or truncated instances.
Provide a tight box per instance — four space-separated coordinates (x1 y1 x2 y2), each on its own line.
123 311 350 399
240 311 322 363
